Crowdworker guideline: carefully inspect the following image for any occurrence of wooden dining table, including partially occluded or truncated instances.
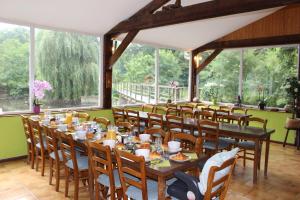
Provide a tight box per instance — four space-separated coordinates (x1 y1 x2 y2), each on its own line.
137 111 275 184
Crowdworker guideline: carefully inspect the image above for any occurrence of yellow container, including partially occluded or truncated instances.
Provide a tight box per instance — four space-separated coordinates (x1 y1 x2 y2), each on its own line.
65 113 73 125
106 130 116 140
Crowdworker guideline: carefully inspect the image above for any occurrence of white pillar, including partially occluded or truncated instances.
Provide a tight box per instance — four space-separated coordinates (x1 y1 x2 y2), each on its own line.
154 48 159 104
99 35 104 108
29 26 35 112
238 49 244 97
188 51 192 101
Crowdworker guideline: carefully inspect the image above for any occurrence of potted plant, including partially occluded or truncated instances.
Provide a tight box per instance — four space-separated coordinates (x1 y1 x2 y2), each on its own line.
257 84 266 110
32 80 52 114
168 80 179 103
282 77 300 128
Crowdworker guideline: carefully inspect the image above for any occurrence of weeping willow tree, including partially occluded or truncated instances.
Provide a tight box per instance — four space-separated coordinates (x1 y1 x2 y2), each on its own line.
36 30 99 107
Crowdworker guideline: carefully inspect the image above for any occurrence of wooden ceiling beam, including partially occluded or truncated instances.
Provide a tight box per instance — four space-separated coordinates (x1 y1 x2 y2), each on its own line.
108 0 300 35
196 49 223 74
193 34 300 54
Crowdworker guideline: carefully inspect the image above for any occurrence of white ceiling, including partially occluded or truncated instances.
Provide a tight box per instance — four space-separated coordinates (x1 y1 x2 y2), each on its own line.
0 0 280 50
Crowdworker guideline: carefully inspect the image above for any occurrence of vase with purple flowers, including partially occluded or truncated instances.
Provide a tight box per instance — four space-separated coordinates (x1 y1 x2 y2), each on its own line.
32 80 52 114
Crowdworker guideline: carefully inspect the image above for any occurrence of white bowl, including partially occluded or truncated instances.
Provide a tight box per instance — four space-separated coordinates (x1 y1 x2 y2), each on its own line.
168 141 181 151
139 134 151 142
76 130 87 140
135 149 150 160
103 139 116 149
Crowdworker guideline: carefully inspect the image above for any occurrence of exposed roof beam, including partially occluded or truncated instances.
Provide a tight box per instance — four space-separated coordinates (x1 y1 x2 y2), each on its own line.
193 34 300 53
108 0 300 35
196 49 223 73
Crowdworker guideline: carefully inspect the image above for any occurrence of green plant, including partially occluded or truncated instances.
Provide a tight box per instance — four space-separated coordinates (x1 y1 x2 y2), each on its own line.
282 77 300 117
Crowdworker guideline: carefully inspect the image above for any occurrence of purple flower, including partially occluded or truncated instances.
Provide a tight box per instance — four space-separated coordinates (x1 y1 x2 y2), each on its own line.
33 80 52 100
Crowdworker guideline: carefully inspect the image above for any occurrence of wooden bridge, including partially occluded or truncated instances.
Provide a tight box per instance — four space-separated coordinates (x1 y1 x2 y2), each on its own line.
113 82 188 104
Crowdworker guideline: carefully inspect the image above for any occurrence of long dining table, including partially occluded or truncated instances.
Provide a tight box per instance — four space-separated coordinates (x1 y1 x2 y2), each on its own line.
138 111 275 184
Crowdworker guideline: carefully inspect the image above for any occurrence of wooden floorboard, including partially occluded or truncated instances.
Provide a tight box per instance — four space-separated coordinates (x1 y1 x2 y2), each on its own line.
0 143 299 200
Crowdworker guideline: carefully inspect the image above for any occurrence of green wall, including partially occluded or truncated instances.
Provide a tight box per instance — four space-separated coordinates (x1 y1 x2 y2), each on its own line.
0 108 296 160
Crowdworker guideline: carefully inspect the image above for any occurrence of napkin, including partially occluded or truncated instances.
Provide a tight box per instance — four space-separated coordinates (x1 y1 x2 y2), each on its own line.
183 153 198 160
153 159 170 168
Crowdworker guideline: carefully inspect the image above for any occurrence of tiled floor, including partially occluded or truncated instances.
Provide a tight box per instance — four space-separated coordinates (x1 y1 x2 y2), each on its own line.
0 143 300 200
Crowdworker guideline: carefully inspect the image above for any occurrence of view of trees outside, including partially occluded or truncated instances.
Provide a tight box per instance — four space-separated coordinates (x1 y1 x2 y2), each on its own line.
243 47 298 107
0 23 29 112
198 50 240 103
198 47 298 107
35 29 100 109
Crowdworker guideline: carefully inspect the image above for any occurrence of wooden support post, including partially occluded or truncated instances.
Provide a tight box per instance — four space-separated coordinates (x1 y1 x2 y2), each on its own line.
190 50 197 101
102 34 113 109
196 49 223 73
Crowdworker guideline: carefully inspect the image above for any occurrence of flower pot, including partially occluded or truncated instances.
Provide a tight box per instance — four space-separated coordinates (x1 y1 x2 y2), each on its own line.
33 105 40 114
285 117 300 129
258 101 266 110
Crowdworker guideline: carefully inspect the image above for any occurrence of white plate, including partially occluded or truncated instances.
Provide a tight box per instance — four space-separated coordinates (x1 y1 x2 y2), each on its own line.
169 154 191 163
168 148 182 154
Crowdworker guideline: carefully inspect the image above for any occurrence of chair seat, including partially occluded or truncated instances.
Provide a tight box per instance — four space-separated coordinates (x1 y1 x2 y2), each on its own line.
203 141 229 150
237 141 255 149
126 179 168 200
66 156 89 171
36 141 47 149
97 169 138 188
49 150 63 161
219 137 236 145
167 179 204 200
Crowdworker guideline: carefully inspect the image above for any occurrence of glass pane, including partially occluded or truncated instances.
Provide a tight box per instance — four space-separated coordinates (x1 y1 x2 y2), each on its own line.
158 49 189 103
112 43 155 106
0 23 30 112
243 47 298 107
198 50 240 103
35 29 99 109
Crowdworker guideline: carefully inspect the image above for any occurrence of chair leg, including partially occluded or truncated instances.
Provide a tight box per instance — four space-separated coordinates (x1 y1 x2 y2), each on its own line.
297 131 300 150
283 129 289 147
65 168 70 197
243 149 246 167
30 145 35 169
41 152 45 176
35 149 39 171
55 161 60 192
95 183 100 200
26 143 31 164
49 158 53 185
74 175 79 200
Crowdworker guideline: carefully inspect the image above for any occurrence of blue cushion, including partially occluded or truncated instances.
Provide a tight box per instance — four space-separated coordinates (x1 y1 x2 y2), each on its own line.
219 137 236 145
203 141 229 150
49 150 63 161
237 141 255 149
126 179 162 200
97 169 139 188
36 137 47 149
66 156 88 171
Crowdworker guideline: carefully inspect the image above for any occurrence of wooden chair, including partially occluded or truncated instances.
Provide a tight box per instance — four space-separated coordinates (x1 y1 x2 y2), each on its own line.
180 109 195 119
28 118 47 176
125 109 145 134
237 117 267 169
215 109 230 123
115 121 133 133
166 115 184 134
198 120 230 155
231 107 248 114
144 128 170 144
172 132 203 155
142 104 155 113
167 103 177 109
43 126 63 191
166 108 179 116
154 106 168 115
180 105 194 112
59 132 89 200
21 115 35 169
73 112 90 121
87 142 122 200
115 149 159 200
196 102 209 109
112 107 126 124
219 105 231 111
147 113 164 129
93 117 111 129
198 110 215 121
168 156 237 200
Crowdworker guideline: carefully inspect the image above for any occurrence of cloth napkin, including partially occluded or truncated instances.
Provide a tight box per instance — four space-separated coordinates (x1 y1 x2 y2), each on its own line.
183 153 198 160
152 159 171 168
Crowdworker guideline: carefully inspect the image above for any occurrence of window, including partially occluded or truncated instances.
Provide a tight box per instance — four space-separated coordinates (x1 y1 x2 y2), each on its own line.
35 29 100 109
158 49 189 102
198 50 240 103
243 47 298 107
0 23 30 112
112 43 155 106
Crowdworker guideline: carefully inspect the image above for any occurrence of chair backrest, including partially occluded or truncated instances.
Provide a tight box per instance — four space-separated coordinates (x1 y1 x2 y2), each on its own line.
196 103 209 109
180 109 194 119
166 108 179 116
59 131 79 172
28 118 45 151
144 128 170 144
180 105 194 111
215 109 230 123
125 109 141 133
74 112 90 121
21 115 33 144
87 142 116 199
231 107 248 114
245 117 267 130
198 120 220 151
166 115 184 133
43 126 60 161
204 157 237 200
115 149 148 200
218 105 231 111
172 133 202 155
142 104 155 113
167 103 177 109
112 107 126 123
147 113 164 128
198 110 215 121
154 106 168 115
93 117 111 129
115 121 133 133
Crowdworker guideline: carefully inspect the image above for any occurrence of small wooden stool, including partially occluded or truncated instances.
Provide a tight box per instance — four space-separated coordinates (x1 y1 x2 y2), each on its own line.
283 127 300 150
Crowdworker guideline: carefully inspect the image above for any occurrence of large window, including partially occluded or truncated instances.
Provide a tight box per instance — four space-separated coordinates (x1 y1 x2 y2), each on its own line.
158 49 189 102
35 29 100 109
112 43 155 106
198 50 240 103
0 23 30 112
